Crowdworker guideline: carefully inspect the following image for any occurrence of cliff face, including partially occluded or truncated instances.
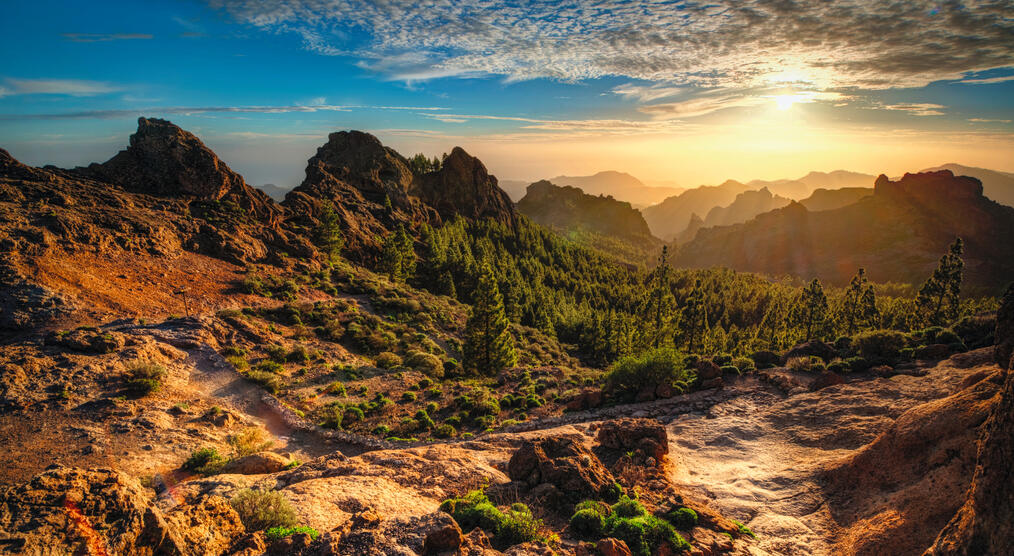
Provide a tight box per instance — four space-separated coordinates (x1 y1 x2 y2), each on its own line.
76 118 280 224
674 171 1014 288
413 147 516 227
702 187 791 228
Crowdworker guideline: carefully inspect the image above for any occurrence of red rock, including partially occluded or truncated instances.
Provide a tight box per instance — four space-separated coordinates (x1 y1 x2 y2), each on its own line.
423 518 463 554
810 370 845 391
597 537 633 556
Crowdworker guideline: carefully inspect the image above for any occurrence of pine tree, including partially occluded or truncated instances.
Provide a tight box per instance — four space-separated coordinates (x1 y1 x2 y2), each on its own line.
314 201 344 264
379 226 415 282
643 246 676 348
792 278 829 340
463 265 518 375
840 268 879 335
917 238 965 326
679 279 708 354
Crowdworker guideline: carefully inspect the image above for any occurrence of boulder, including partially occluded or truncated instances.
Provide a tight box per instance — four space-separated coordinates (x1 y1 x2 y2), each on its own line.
423 515 463 554
695 360 722 380
750 350 782 368
564 388 603 411
597 418 669 462
915 343 952 361
810 370 845 391
222 451 291 475
785 340 836 362
597 537 633 556
507 435 614 501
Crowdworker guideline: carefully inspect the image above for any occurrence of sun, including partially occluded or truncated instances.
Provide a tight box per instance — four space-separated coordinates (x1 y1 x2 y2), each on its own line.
774 94 797 111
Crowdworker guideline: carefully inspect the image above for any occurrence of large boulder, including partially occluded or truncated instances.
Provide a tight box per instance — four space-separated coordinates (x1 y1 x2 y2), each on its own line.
507 435 614 501
221 451 291 475
0 466 244 555
596 418 669 462
785 340 836 362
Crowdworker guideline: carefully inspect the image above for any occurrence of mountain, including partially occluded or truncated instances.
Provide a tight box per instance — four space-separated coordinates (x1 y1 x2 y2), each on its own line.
799 187 873 212
797 170 877 190
548 171 682 207
498 179 530 201
674 170 1014 289
744 178 811 200
256 183 291 202
517 180 661 263
641 180 751 240
702 187 792 229
921 163 1014 208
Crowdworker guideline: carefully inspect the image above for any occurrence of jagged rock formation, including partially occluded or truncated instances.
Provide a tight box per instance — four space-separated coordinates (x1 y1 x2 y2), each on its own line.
284 132 515 261
927 283 1014 554
73 118 280 223
518 180 653 238
798 186 872 212
674 171 1014 288
701 187 791 228
921 163 1014 208
675 212 704 244
413 147 516 227
546 170 682 207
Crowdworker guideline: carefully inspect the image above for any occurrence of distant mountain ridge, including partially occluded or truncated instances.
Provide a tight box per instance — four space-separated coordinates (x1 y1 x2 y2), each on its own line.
920 163 1014 208
641 180 751 240
517 180 661 264
516 171 683 207
673 170 1014 289
256 183 291 202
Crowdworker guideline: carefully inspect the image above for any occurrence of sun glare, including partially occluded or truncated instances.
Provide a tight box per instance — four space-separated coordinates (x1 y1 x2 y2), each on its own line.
775 94 797 111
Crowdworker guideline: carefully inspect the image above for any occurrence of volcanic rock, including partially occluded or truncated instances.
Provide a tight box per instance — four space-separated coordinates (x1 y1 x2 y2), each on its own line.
507 435 614 502
414 147 516 227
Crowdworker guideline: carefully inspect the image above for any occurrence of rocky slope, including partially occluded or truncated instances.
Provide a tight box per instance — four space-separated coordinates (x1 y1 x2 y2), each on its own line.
673 170 1014 289
701 187 791 229
798 187 872 212
547 171 682 208
641 181 751 240
920 163 1014 208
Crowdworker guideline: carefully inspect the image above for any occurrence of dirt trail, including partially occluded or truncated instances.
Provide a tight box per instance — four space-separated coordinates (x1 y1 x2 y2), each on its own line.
667 353 991 555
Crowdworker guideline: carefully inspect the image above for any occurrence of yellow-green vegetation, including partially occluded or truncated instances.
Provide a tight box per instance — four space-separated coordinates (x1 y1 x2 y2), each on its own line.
182 447 226 475
228 427 273 457
605 348 694 398
230 489 298 531
124 362 166 396
264 525 320 542
439 490 546 549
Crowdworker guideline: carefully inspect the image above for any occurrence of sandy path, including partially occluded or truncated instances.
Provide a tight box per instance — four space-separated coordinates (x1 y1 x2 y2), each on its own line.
666 355 987 555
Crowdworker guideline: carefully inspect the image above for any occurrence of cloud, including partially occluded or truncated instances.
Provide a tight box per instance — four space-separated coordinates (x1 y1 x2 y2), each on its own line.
880 103 947 116
210 0 1014 91
969 117 1012 123
2 78 122 96
61 33 153 42
0 104 447 121
959 74 1014 85
611 83 684 102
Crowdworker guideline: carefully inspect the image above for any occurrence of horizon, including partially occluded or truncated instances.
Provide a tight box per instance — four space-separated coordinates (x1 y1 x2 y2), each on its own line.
1 1 1013 188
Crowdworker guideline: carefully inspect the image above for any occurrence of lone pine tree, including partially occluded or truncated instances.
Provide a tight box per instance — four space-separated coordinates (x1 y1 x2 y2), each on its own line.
313 201 344 264
464 265 518 375
840 268 879 335
793 278 829 340
918 238 965 326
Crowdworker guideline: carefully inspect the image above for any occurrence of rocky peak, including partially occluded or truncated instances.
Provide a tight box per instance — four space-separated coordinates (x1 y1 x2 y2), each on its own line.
414 146 516 226
875 170 984 203
296 130 415 205
78 118 279 222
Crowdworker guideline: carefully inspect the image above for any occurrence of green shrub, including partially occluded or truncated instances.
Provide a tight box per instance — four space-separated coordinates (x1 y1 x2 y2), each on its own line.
612 495 647 518
440 490 543 549
376 352 403 369
373 424 390 436
324 381 346 396
401 391 417 402
265 345 288 363
286 345 310 363
712 354 733 366
664 507 698 530
245 370 282 393
418 377 433 389
264 525 320 542
785 356 812 372
854 329 907 363
605 348 694 396
405 351 444 377
425 401 440 413
183 447 226 475
846 356 870 372
470 397 501 417
221 345 247 357
827 359 850 374
732 357 755 373
255 360 284 374
602 482 624 503
226 355 249 371
229 427 273 457
434 423 457 438
733 519 757 539
951 316 995 349
344 406 365 423
318 403 344 429
570 509 606 539
125 362 166 396
230 489 297 531
720 365 740 375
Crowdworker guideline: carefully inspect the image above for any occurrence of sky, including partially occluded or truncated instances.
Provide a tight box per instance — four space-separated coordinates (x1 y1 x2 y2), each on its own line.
1 0 1013 189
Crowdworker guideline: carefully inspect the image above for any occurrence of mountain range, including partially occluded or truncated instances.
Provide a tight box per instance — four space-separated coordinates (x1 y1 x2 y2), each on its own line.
501 170 681 206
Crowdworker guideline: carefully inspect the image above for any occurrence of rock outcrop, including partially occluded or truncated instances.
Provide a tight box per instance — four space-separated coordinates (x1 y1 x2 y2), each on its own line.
507 435 615 503
517 180 652 239
414 147 516 227
76 118 280 223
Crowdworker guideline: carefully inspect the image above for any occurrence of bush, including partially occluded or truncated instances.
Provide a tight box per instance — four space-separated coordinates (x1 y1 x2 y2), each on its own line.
183 447 226 474
951 316 995 349
732 357 755 373
854 329 907 363
720 365 740 376
405 351 444 377
229 427 273 457
375 352 403 369
255 360 284 374
712 354 733 366
245 370 282 393
264 525 320 542
125 362 166 396
826 359 850 374
318 404 344 429
286 345 310 363
230 489 297 531
605 348 694 397
401 391 417 402
425 401 440 413
612 495 646 518
226 355 249 371
418 377 433 389
433 424 457 438
606 514 686 556
440 490 543 549
344 406 365 423
570 509 606 539
265 345 288 363
846 356 870 373
602 482 624 503
324 381 346 396
785 356 812 372
664 507 698 530
469 397 501 418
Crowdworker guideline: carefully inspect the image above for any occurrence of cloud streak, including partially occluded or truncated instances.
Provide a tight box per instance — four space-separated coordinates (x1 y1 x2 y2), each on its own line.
3 78 123 96
210 0 1014 91
0 103 448 121
61 33 153 42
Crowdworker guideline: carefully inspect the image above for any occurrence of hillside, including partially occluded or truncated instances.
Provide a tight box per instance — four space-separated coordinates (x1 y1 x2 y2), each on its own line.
674 170 1014 289
641 180 751 239
921 163 1014 207
548 170 682 207
702 187 792 228
517 180 661 264
799 187 873 212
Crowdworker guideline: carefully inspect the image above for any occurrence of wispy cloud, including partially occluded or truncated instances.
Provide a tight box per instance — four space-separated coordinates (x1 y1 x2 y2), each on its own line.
211 0 1014 91
2 78 122 96
969 117 1012 123
611 83 684 103
61 33 153 42
0 103 447 121
880 103 947 116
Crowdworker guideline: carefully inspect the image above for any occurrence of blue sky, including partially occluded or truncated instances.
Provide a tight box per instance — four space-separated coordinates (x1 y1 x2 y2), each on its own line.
1 0 1013 188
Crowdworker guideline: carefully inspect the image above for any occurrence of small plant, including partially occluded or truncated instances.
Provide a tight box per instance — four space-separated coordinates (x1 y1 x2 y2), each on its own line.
433 423 457 438
283 459 301 470
245 370 282 393
732 357 755 373
230 489 297 531
570 507 606 539
229 427 274 457
440 490 544 549
265 344 288 363
324 381 346 396
612 495 646 518
733 519 757 539
286 345 310 363
664 507 698 530
226 355 249 371
183 447 226 475
255 360 284 374
401 391 417 402
375 352 403 369
785 356 812 372
264 525 320 542
125 362 166 396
